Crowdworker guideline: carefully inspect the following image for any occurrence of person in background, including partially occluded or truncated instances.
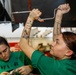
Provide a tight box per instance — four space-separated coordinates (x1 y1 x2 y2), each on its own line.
0 36 35 75
20 3 76 75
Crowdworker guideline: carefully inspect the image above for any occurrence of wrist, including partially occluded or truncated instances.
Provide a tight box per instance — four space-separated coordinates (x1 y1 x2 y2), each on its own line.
56 8 63 16
29 65 33 70
55 9 63 21
29 14 35 21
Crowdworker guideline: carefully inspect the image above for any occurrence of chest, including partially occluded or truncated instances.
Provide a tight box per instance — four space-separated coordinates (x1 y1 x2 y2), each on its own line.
0 54 24 73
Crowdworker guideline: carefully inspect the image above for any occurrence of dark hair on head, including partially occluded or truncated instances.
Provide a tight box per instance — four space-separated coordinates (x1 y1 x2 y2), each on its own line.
62 32 76 59
0 36 10 48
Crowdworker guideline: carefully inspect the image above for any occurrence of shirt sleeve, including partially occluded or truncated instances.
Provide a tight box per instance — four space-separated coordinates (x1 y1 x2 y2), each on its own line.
31 50 45 67
31 50 55 68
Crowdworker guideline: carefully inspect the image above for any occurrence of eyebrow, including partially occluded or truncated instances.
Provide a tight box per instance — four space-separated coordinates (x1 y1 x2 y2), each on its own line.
3 48 7 51
0 48 7 54
56 39 60 43
1 48 7 53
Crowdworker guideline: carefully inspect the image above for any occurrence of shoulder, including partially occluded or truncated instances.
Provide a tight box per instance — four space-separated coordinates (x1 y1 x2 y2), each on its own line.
11 51 24 57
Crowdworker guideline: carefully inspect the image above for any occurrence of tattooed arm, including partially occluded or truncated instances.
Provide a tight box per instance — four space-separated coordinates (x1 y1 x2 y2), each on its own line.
20 9 43 59
53 4 70 41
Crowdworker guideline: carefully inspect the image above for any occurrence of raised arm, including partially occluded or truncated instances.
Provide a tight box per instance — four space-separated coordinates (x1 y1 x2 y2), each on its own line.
20 9 43 59
53 4 70 41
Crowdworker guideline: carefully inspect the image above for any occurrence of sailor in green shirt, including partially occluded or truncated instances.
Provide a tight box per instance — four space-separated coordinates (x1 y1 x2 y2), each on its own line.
0 36 33 75
20 3 76 75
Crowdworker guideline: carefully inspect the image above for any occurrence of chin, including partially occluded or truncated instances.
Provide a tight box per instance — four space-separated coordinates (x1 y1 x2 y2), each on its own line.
4 59 8 61
4 57 9 61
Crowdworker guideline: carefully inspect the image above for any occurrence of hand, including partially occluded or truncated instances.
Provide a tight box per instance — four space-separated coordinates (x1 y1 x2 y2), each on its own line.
57 3 70 15
0 72 9 75
16 65 32 75
29 9 44 22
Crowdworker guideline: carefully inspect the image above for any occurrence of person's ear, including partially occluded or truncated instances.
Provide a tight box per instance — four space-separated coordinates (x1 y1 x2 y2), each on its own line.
65 50 73 56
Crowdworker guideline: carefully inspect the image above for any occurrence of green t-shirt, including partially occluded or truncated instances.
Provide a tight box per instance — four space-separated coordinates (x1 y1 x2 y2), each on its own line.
0 51 31 74
31 50 76 75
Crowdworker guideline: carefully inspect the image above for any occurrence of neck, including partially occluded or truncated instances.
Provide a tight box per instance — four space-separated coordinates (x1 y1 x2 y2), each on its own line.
55 56 71 60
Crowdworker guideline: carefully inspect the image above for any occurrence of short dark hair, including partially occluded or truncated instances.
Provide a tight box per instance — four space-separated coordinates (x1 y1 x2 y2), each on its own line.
62 32 76 59
0 36 10 48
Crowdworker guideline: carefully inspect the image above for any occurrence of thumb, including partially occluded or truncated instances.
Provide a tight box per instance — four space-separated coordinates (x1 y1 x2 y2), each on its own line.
1 72 9 75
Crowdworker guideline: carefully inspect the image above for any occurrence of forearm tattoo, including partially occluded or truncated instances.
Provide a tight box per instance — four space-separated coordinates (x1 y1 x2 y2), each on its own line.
25 22 32 30
56 21 61 35
22 29 29 39
25 20 33 29
53 21 61 41
22 18 33 39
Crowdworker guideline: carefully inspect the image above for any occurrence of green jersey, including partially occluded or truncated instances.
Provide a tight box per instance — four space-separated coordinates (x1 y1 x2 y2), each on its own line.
31 50 76 75
0 51 31 74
